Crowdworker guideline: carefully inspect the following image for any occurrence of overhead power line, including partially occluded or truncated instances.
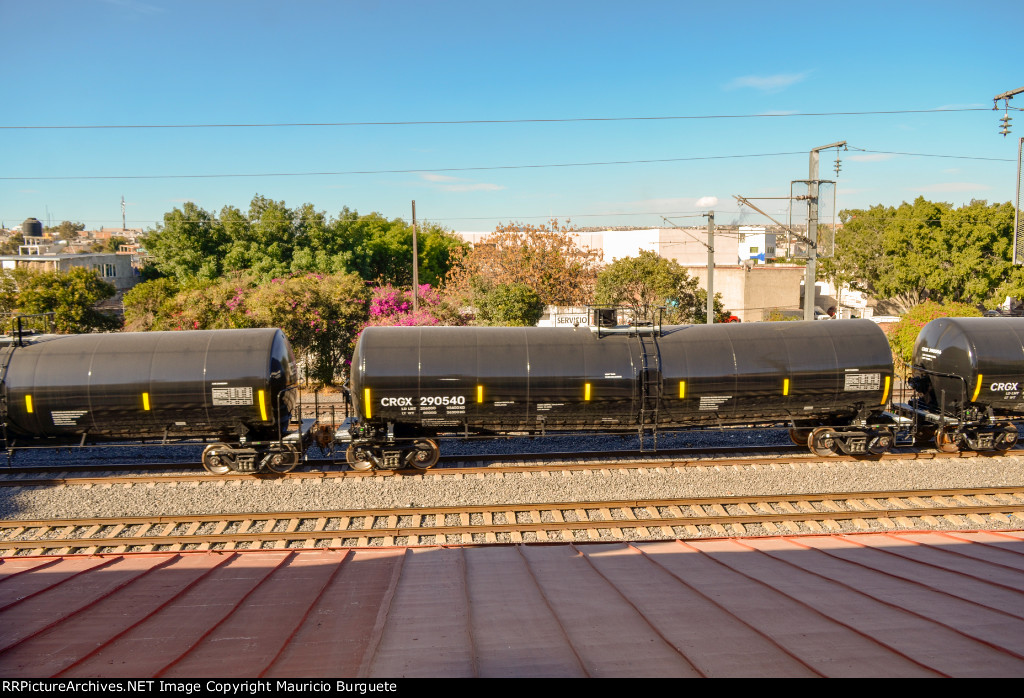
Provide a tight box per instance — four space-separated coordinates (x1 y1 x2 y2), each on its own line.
848 147 1014 162
0 151 808 181
2 146 1014 182
0 107 990 130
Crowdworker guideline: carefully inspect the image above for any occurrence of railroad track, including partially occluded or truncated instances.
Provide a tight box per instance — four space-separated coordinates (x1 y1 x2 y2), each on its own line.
1 437 1018 480
0 442 805 477
0 447 1014 489
3 486 1022 556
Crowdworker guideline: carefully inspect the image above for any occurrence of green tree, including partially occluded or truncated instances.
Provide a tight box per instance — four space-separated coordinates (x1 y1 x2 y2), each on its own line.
245 273 370 384
833 198 1015 313
45 221 85 239
134 271 371 384
140 197 465 287
122 277 181 332
474 282 545 326
142 202 227 282
17 267 120 333
593 250 729 324
0 269 28 314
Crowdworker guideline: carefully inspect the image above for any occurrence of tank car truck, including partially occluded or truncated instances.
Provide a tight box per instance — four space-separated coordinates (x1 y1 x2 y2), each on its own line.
0 323 313 474
897 317 1023 453
337 309 896 470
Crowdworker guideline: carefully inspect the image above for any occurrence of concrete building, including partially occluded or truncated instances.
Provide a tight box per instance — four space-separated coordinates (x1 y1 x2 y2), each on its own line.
736 226 776 265
685 264 806 322
0 251 139 296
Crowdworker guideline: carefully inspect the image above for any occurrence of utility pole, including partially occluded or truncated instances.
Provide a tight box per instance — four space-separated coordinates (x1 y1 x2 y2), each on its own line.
995 89 1024 264
994 87 1024 137
411 200 419 312
1016 137 1023 265
805 141 846 321
705 211 714 324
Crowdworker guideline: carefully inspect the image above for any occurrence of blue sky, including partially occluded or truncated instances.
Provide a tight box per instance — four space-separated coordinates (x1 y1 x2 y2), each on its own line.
1 0 1022 233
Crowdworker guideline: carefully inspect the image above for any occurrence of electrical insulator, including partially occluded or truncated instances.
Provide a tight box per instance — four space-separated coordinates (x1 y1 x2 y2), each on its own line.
1001 114 1013 136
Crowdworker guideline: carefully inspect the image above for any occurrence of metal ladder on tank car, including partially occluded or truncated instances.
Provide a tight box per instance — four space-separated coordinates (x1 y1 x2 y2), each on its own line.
634 326 663 450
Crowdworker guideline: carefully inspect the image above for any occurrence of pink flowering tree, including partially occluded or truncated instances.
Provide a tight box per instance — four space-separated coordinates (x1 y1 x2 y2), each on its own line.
362 284 465 328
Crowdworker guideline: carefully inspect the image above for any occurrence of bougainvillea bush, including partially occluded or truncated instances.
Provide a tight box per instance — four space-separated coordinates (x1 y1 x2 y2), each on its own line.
362 284 465 328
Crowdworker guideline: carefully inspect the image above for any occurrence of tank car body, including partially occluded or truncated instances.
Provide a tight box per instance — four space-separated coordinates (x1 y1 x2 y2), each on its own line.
0 328 308 473
901 317 1023 452
341 319 895 469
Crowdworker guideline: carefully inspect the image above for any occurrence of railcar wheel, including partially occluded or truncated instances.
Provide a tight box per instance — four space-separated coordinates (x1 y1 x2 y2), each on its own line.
867 429 893 455
202 443 233 475
935 428 961 454
346 445 375 472
808 427 839 458
995 424 1018 453
789 428 812 447
408 438 440 470
266 443 301 474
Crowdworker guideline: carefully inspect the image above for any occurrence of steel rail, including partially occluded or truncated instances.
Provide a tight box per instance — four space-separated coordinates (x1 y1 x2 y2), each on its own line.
2 487 1022 555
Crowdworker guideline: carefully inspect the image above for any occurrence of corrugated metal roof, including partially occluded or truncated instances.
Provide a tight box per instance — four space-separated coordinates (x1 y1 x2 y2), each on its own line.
2 530 1023 678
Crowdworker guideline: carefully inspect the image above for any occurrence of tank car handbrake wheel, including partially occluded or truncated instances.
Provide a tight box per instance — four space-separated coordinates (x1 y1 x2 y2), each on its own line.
202 443 232 475
408 438 440 470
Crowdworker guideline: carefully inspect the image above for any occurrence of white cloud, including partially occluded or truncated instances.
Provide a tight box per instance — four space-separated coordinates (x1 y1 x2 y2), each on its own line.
419 173 461 183
695 196 718 208
418 172 504 192
725 72 809 93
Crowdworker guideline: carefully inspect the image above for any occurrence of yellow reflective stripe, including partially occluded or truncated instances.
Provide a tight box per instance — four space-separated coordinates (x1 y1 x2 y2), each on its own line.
971 374 983 402
25 395 33 414
783 378 790 396
584 383 591 401
364 388 372 419
258 389 268 421
142 392 150 411
880 376 891 405
477 385 484 403
679 380 686 399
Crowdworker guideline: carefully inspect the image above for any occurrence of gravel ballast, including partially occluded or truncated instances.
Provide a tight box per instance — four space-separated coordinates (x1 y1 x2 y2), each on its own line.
3 445 1024 523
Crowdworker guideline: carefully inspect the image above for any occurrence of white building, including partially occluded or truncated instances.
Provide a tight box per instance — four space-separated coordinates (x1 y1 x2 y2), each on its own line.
736 226 776 265
0 252 139 294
